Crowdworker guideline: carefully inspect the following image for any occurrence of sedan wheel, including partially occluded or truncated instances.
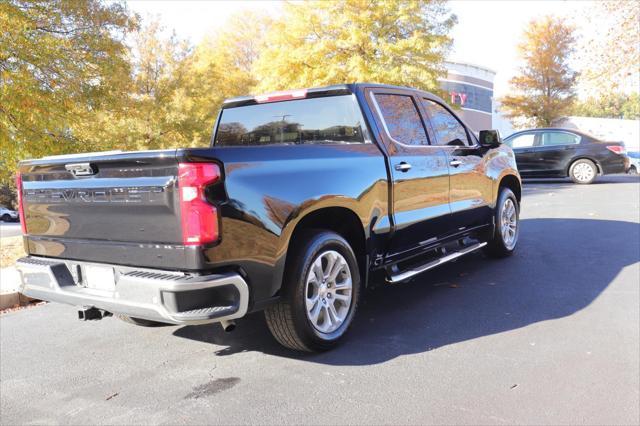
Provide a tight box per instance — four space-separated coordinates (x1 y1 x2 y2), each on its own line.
570 160 597 184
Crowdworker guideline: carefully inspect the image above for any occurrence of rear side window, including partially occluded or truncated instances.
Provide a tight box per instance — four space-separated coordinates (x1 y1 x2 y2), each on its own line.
373 94 429 146
215 95 366 146
541 132 580 146
507 133 536 148
421 99 470 146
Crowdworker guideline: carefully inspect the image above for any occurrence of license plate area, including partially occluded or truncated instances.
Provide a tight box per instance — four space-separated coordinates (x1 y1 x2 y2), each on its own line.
82 264 116 292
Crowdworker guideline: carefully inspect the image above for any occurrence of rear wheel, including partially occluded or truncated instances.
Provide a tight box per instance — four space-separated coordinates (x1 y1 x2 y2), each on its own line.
1 214 10 222
569 159 597 184
116 314 167 327
629 166 638 175
265 230 360 352
484 187 519 258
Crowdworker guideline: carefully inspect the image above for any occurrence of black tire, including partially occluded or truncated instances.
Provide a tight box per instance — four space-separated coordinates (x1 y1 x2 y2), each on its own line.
116 314 167 327
1 214 10 222
265 230 360 352
569 159 597 184
629 166 638 175
484 187 519 258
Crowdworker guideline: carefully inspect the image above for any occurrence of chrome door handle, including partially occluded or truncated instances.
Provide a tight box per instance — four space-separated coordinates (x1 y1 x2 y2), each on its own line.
450 160 463 167
395 162 412 172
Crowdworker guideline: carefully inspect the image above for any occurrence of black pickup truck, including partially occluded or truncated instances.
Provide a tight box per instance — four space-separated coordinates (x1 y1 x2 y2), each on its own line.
16 84 521 352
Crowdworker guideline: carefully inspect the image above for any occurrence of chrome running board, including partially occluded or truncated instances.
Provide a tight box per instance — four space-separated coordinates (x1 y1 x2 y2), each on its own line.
386 242 487 284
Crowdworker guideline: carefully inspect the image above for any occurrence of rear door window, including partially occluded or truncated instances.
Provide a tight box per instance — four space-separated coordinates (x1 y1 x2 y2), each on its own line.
421 99 471 146
373 94 429 146
541 132 580 146
215 95 366 146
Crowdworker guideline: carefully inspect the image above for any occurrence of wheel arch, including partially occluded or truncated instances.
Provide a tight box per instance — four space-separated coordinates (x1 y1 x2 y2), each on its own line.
497 173 522 203
282 207 368 292
567 156 602 176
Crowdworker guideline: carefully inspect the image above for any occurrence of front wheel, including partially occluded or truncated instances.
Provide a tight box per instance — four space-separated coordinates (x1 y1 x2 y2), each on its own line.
265 230 360 352
484 187 519 258
1 214 10 222
628 166 638 175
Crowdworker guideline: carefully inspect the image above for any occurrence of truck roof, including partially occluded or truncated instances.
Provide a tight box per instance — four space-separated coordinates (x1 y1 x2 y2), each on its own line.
222 83 444 109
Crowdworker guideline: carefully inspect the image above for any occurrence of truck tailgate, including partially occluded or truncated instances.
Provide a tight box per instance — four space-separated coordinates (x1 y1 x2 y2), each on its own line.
16 150 207 270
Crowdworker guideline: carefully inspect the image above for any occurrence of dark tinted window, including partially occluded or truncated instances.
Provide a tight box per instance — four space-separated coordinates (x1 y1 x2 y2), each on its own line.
541 132 580 146
374 94 429 146
421 99 470 146
215 95 365 146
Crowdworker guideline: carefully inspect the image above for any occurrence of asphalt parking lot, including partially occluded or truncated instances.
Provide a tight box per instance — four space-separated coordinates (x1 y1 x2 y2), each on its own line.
0 222 21 239
1 175 638 425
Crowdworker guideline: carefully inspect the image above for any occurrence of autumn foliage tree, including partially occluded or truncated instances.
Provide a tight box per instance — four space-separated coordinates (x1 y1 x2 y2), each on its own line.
578 0 640 95
500 16 578 128
1 0 458 187
0 0 137 184
255 0 456 92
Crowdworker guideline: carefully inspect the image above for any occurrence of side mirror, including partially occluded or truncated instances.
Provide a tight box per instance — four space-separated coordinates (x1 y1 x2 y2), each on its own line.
479 129 502 148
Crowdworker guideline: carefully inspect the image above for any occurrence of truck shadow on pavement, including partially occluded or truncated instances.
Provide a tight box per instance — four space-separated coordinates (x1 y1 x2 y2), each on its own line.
173 218 640 365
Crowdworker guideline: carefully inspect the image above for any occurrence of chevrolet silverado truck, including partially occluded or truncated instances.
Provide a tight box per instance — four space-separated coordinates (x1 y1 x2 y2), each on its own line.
16 84 521 352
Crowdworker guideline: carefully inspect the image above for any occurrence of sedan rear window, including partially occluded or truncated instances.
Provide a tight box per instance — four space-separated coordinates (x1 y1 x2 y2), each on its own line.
215 95 366 146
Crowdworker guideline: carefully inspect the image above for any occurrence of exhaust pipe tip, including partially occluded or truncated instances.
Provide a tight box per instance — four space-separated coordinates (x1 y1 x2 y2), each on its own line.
220 319 236 333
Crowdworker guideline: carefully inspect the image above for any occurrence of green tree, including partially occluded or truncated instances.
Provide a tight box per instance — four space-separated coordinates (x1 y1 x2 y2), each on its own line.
572 92 640 120
500 16 577 128
0 0 137 185
254 0 456 93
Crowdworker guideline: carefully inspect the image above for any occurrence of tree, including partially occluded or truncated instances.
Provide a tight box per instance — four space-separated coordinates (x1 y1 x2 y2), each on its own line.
0 0 137 185
572 92 640 120
500 16 577 128
578 1 640 95
175 11 271 146
254 0 456 93
93 20 193 151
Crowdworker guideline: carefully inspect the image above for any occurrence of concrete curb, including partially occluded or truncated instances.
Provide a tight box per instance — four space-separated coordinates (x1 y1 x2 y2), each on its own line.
0 267 29 310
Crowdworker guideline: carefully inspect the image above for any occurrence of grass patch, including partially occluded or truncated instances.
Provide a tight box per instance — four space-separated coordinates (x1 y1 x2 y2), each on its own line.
1 236 25 268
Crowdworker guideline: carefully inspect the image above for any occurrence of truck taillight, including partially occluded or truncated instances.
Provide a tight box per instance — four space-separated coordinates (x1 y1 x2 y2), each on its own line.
178 163 220 246
15 172 27 234
606 145 626 155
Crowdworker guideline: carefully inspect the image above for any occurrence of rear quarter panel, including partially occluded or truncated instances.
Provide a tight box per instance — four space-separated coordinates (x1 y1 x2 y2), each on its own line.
574 141 628 175
183 144 389 304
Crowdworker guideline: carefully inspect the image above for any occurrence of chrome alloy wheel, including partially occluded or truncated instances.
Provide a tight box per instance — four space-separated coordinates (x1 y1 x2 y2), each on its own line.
500 198 518 250
572 162 595 182
305 250 353 334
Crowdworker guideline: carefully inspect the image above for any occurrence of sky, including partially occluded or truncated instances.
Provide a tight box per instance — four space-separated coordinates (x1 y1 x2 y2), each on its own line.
125 0 590 97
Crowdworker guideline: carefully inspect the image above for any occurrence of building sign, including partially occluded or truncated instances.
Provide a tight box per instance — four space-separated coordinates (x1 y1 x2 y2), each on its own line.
449 91 468 106
439 81 493 114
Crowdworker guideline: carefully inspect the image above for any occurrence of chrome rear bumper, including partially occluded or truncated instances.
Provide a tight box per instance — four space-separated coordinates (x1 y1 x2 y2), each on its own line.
16 256 249 325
